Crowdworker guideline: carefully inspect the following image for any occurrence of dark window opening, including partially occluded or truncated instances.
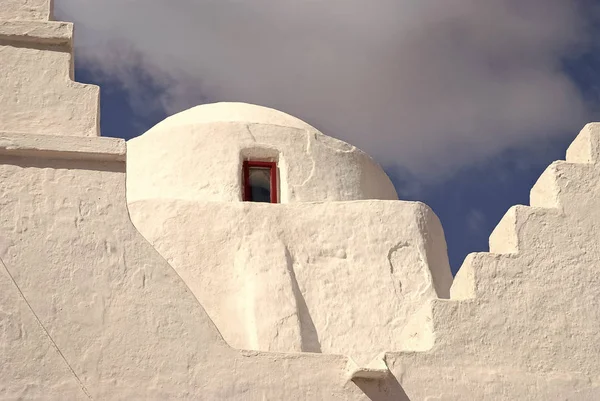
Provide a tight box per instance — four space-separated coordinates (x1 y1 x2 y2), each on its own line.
243 161 278 203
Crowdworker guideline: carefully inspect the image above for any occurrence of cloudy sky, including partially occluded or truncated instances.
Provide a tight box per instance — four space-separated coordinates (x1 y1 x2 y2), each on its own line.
55 0 600 271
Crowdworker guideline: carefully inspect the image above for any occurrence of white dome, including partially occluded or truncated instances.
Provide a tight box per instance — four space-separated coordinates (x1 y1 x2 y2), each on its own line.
155 102 315 131
127 103 398 203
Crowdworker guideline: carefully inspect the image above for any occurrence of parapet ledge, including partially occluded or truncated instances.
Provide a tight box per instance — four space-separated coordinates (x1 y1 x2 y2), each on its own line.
0 20 72 48
0 132 125 162
566 122 600 164
346 353 391 381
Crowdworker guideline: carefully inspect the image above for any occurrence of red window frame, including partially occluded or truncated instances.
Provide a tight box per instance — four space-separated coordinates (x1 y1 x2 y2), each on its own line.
242 160 278 203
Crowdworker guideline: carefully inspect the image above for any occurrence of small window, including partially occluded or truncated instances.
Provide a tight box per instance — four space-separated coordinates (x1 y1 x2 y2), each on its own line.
243 161 278 203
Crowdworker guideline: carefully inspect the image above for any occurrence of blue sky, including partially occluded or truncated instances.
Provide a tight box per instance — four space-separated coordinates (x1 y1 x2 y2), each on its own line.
67 1 600 273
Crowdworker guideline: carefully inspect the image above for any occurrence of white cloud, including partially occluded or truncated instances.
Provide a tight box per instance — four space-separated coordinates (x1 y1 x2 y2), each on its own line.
56 0 594 178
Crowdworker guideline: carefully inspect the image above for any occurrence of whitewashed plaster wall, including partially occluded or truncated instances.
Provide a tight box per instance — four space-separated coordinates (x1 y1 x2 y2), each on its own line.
127 103 399 204
2 0 53 21
0 255 90 400
382 123 600 400
0 0 99 137
128 198 453 365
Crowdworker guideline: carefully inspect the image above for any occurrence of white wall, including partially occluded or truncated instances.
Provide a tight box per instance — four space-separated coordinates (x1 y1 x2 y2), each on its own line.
385 123 600 400
0 14 99 136
1 0 53 20
128 198 453 365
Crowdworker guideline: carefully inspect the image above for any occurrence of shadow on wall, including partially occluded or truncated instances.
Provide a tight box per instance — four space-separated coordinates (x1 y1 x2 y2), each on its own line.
353 375 410 401
284 246 322 352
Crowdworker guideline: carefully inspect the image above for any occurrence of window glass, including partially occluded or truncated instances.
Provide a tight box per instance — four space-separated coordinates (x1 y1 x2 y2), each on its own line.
248 166 272 202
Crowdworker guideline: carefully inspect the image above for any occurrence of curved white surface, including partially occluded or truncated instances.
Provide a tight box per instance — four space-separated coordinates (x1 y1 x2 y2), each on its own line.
127 102 398 203
154 102 315 131
128 198 453 365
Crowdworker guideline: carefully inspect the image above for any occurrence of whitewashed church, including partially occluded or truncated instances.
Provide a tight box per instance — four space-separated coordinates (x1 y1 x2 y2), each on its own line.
1 1 600 399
